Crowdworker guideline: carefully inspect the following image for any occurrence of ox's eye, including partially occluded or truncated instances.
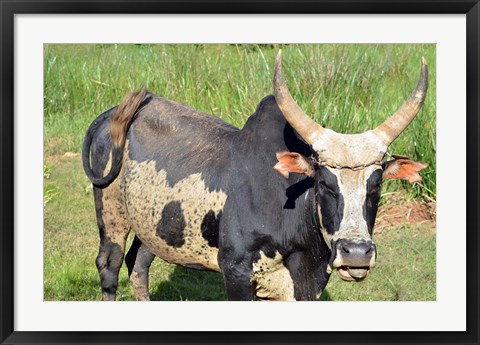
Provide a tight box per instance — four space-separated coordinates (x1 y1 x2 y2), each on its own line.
319 181 338 197
367 181 382 196
366 169 384 197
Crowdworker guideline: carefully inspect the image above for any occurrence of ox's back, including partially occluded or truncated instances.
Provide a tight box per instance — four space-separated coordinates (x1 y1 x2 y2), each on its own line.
125 94 239 188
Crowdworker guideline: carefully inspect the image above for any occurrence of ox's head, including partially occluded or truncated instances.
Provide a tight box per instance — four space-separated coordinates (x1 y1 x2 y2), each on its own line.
273 50 428 282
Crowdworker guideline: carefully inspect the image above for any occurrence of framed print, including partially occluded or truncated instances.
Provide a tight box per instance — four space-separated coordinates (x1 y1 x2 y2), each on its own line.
1 1 479 344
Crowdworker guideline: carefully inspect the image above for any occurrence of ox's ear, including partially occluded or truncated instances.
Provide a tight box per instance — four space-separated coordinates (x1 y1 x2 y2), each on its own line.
383 157 428 183
273 151 314 179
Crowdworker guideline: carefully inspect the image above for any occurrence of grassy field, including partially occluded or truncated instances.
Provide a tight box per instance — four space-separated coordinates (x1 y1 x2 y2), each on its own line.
44 44 436 301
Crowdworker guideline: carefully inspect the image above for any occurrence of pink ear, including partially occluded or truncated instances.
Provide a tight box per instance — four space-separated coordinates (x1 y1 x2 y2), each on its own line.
273 152 314 179
383 158 428 183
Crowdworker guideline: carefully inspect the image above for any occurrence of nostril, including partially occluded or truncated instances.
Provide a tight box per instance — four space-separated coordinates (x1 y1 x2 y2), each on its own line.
342 246 350 254
367 244 376 255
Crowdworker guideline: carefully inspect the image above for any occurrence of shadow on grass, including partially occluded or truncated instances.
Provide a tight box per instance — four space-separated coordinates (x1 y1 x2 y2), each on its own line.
149 265 335 302
150 266 227 301
318 289 332 301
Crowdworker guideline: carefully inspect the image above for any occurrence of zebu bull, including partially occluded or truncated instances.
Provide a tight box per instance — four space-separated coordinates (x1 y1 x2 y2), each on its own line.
82 50 428 301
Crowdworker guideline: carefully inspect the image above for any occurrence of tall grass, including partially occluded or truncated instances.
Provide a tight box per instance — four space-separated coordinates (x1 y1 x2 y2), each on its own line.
44 43 436 198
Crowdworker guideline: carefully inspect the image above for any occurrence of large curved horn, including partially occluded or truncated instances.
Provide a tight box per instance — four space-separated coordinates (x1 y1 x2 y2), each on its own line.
373 57 428 146
273 50 325 144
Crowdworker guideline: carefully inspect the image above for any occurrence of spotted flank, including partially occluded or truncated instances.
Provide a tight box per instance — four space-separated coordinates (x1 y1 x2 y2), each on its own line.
120 159 226 271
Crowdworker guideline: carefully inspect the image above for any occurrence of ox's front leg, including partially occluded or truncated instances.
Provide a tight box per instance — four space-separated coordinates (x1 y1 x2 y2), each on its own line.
284 250 331 300
218 245 255 301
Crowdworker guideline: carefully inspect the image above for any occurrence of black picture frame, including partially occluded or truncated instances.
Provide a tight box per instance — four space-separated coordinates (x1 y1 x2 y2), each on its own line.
1 1 479 344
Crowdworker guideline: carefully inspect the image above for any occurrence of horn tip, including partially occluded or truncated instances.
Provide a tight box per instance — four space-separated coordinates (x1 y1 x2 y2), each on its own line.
276 49 283 64
274 50 283 82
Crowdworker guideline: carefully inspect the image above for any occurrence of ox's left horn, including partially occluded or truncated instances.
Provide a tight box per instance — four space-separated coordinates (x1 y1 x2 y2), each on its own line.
273 50 325 145
373 57 428 146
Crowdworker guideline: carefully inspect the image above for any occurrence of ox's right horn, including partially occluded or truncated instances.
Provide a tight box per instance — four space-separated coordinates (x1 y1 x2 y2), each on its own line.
373 57 428 146
273 50 325 145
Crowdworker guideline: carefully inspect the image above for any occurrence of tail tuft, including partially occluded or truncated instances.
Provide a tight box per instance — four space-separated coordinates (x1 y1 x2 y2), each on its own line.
110 86 148 148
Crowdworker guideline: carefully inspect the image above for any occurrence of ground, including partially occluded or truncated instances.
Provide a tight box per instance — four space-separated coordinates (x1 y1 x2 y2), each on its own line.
375 193 436 235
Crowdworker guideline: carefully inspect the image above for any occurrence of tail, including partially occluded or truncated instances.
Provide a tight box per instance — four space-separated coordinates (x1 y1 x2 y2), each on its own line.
82 86 148 188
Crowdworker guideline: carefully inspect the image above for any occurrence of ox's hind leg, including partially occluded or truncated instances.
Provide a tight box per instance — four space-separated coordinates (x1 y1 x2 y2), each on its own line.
125 236 155 301
94 186 130 301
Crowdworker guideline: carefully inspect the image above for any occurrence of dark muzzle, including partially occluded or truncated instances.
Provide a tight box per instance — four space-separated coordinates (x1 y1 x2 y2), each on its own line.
331 239 376 281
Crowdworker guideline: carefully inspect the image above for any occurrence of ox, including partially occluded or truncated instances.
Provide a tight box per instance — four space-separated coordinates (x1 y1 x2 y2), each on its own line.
82 50 428 301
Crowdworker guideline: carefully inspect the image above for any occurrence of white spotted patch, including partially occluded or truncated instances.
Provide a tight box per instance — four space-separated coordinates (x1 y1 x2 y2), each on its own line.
119 158 227 272
251 251 295 301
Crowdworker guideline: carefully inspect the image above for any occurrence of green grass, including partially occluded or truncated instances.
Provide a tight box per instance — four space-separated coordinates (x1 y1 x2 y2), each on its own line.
44 44 436 301
44 43 436 197
321 224 436 301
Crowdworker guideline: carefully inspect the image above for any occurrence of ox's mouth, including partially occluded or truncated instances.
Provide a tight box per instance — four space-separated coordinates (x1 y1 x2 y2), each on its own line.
336 266 370 282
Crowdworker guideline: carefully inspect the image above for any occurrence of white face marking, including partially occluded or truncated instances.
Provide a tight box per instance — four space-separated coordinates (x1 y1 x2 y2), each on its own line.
329 165 378 243
251 251 295 301
119 158 227 272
